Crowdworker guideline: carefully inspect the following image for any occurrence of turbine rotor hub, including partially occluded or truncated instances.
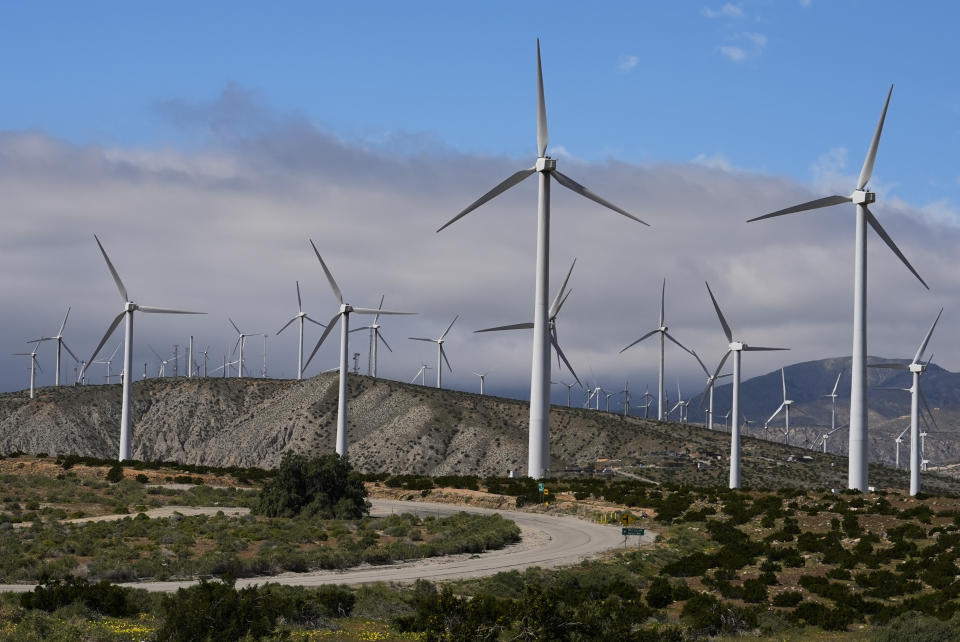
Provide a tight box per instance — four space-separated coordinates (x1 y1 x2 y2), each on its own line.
850 189 876 205
536 157 556 172
125 302 136 312
341 304 352 314
730 341 744 351
909 363 924 373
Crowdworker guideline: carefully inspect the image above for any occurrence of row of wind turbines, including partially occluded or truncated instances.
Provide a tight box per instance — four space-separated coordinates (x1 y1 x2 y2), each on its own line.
11 41 945 498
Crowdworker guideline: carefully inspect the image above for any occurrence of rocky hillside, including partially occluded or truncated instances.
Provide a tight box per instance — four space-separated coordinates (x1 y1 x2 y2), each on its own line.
2 373 960 494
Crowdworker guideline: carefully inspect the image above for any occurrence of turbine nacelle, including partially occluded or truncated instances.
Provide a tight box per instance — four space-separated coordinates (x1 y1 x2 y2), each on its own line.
535 157 557 172
850 190 876 205
340 304 353 314
729 341 744 351
909 363 924 373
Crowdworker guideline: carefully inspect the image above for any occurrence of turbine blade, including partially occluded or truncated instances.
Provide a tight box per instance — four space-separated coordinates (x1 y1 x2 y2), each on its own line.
548 258 576 319
87 312 125 366
660 278 665 327
377 331 393 352
58 307 71 336
857 85 893 190
309 240 344 304
440 345 453 372
537 39 548 158
61 341 79 363
94 235 129 302
864 206 928 289
408 337 435 342
619 328 658 353
303 313 342 372
437 167 537 233
476 322 535 333
704 282 733 343
747 195 851 222
551 289 573 319
149 344 164 362
276 317 297 335
782 368 787 401
351 307 413 316
296 281 303 312
374 295 384 324
664 331 695 358
742 346 790 352
440 314 459 341
551 335 581 387
867 363 908 369
919 389 938 431
230 336 241 359
689 349 709 377
139 306 205 315
710 350 733 385
551 170 649 225
349 326 370 333
832 370 843 395
304 316 326 328
913 308 943 365
229 318 242 335
767 404 784 427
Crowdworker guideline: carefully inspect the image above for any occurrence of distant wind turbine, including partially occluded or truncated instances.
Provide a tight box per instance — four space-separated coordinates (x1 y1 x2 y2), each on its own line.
302 240 414 456
692 350 731 430
229 319 260 379
824 370 844 436
93 343 122 384
411 363 432 385
276 280 325 380
472 371 488 395
87 235 204 461
13 343 43 398
749 86 928 492
29 307 79 387
409 315 458 389
437 40 646 479
705 282 788 489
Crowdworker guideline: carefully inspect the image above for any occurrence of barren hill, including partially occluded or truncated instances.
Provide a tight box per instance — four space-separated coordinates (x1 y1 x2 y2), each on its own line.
1 373 959 493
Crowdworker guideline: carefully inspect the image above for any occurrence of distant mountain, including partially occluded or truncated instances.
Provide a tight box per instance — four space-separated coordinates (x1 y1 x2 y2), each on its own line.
690 356 960 467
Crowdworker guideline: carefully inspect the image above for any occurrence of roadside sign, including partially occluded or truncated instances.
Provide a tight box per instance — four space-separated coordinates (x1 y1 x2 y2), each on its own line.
620 513 633 526
538 483 544 492
543 488 549 495
622 527 645 536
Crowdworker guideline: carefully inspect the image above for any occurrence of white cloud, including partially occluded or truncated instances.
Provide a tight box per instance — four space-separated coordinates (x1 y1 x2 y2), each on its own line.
618 55 640 73
702 3 744 18
717 32 768 62
810 146 851 192
800 0 812 7
692 153 735 171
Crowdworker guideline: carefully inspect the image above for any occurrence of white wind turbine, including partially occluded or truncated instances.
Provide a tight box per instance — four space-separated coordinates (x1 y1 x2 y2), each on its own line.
472 371 488 395
621 381 631 417
353 296 393 378
276 281 326 380
824 370 844 435
621 279 694 422
478 258 581 396
640 386 654 419
552 380 577 407
437 40 646 479
604 390 616 413
149 345 173 377
302 240 413 456
93 343 122 384
668 380 687 423
409 315 458 389
411 362 432 385
764 368 800 445
87 235 205 461
893 425 909 468
229 319 260 378
705 282 788 489
692 350 731 430
29 307 79 387
868 308 941 496
13 343 43 398
749 86 928 491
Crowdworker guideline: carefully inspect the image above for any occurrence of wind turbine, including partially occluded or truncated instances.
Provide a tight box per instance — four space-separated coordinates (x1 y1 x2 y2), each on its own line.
409 315 458 389
13 344 43 398
437 40 646 479
868 308 941 496
354 296 393 378
553 380 576 407
477 258 581 393
277 281 325 380
149 346 173 377
692 350 731 430
669 381 686 422
302 240 413 456
764 369 796 445
411 363 432 385
749 86 928 491
229 319 260 378
472 371 488 395
29 307 79 387
705 282 788 489
641 386 654 419
604 390 616 413
620 279 694 422
87 235 204 461
621 381 631 417
824 370 844 435
93 343 122 384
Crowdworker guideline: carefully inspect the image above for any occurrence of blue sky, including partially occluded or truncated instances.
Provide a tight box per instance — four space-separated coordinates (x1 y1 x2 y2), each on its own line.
2 2 957 205
1 1 959 404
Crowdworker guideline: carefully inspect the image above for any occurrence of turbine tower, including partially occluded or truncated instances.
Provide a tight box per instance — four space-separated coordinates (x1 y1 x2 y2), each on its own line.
749 86 928 491
869 308 941 496
765 368 796 445
824 370 844 435
472 371 488 395
229 319 259 378
87 235 204 461
355 296 392 378
692 350 730 430
29 307 79 387
620 279 694 421
13 344 42 398
93 343 122 384
276 281 325 380
705 282 788 489
411 363 432 385
409 315 458 389
437 40 645 479
302 240 413 455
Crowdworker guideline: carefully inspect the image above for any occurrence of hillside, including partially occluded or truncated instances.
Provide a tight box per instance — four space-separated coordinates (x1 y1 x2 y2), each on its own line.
2 373 960 493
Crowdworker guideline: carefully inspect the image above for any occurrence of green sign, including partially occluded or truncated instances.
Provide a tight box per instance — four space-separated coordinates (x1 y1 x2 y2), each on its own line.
538 483 544 492
622 527 645 536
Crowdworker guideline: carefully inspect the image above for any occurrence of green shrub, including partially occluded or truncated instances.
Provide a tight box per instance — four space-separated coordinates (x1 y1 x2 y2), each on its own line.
20 577 150 617
156 579 277 642
873 611 960 642
772 590 803 607
645 576 674 608
254 453 368 519
681 592 758 637
105 464 124 483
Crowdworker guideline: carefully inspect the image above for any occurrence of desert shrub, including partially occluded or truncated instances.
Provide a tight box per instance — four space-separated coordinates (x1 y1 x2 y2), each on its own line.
772 590 803 607
254 453 367 519
156 579 278 642
105 464 124 483
827 567 851 580
898 505 934 524
645 576 675 608
134 474 149 484
19 577 151 617
741 577 769 603
873 611 960 642
681 592 758 637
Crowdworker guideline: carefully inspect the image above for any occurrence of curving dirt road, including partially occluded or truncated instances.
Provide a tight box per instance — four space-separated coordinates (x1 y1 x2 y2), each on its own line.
0 499 648 592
